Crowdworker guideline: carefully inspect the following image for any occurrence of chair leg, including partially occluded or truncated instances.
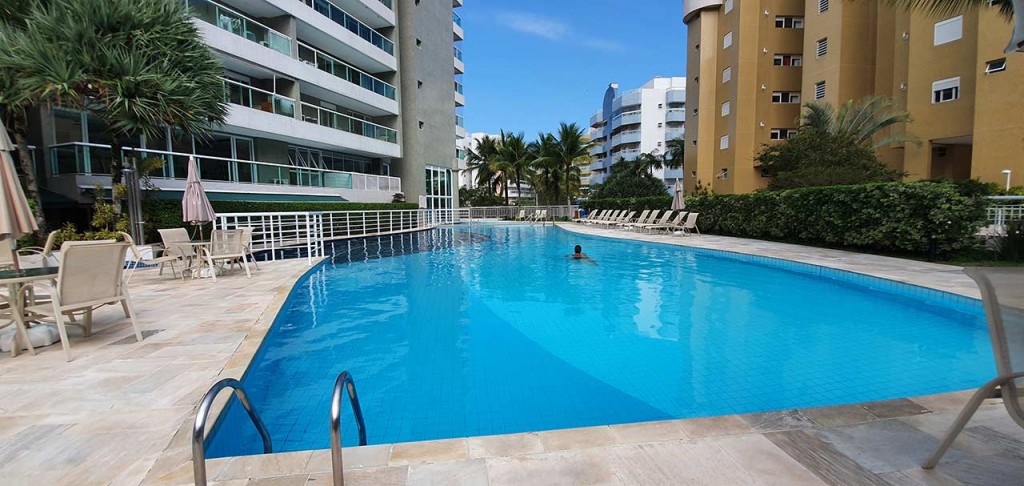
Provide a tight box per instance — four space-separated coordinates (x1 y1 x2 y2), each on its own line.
126 262 136 283
241 254 252 279
122 292 144 343
83 309 93 337
249 252 260 270
121 299 131 318
53 302 72 362
922 377 1004 469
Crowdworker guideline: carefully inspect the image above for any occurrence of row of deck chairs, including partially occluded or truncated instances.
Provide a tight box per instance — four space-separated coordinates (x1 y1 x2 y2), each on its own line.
572 209 700 236
516 209 548 222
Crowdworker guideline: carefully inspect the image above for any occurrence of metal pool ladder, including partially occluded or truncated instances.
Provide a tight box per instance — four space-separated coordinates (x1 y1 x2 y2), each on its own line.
331 371 368 486
192 378 273 486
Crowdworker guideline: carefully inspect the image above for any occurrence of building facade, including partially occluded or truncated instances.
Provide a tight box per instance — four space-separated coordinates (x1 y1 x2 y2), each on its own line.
682 0 1024 194
587 77 686 192
26 0 464 209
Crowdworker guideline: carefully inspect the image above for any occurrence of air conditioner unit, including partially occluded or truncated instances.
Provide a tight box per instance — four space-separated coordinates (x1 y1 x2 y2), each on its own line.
902 32 910 40
899 82 908 91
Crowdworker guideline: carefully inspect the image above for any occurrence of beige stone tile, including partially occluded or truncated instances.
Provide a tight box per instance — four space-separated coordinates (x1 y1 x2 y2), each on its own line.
714 434 825 485
607 419 691 445
214 451 314 480
306 466 409 486
802 405 879 427
407 458 489 485
606 440 761 485
304 445 392 472
537 425 617 452
466 432 544 458
244 475 310 486
677 415 754 438
390 438 469 465
877 468 962 486
486 449 621 486
909 390 977 413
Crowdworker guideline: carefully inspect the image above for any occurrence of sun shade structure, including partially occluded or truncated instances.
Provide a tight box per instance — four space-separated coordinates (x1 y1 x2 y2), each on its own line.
671 179 686 211
0 119 38 270
182 156 216 239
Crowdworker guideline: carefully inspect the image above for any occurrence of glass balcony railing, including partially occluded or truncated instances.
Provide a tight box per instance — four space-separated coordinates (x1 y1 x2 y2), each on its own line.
184 0 292 56
299 0 394 56
298 42 396 99
455 114 464 127
454 46 463 61
454 81 463 94
453 11 462 27
48 142 401 192
222 78 296 118
300 102 397 144
377 0 392 9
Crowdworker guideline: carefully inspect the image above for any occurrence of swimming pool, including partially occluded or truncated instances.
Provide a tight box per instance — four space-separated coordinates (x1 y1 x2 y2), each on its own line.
208 225 993 457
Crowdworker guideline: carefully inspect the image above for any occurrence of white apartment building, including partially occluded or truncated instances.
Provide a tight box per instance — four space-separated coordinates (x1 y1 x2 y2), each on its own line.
28 0 464 209
587 77 686 192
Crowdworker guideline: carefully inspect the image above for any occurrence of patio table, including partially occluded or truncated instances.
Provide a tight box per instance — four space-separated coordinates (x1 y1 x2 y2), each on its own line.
0 266 59 357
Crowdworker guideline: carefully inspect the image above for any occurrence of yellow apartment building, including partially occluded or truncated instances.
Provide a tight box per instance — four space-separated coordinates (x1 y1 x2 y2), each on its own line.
682 0 1024 194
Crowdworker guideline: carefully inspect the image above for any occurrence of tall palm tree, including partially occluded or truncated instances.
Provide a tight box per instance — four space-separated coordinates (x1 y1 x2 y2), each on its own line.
497 131 534 204
664 137 685 169
632 152 664 176
800 96 918 149
1 0 228 238
884 1 1020 52
548 122 596 205
465 134 500 191
528 133 562 205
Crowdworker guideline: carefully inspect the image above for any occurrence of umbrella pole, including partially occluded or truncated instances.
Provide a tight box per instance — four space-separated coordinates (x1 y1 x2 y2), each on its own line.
9 240 20 272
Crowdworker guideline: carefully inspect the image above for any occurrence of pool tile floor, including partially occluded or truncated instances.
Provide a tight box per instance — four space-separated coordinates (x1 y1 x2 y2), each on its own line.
0 227 1018 485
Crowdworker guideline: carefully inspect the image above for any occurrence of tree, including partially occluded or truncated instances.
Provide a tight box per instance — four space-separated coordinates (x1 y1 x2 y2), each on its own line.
883 1 1020 53
528 133 565 205
465 134 501 191
631 152 664 176
801 96 918 149
590 158 671 199
497 131 534 204
548 122 596 205
664 137 685 168
757 128 904 190
1 0 228 238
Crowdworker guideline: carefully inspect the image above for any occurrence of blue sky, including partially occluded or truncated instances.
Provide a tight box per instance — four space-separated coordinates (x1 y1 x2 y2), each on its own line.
459 1 688 138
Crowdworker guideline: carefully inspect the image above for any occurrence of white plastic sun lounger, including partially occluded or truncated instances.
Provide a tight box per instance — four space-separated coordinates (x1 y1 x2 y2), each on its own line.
588 210 618 224
601 211 634 227
634 211 674 232
624 210 661 231
573 210 601 223
646 212 687 234
680 212 701 236
924 267 1024 469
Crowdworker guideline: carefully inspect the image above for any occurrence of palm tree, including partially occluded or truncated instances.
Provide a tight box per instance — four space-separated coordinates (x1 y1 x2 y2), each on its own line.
528 133 563 205
548 122 596 205
1 0 228 239
883 1 1019 52
632 152 664 176
497 131 534 204
664 137 685 169
465 134 500 191
800 96 918 149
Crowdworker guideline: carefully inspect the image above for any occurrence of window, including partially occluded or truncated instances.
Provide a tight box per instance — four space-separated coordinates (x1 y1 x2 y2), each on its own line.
816 38 828 57
775 16 804 29
415 38 422 47
773 54 802 66
932 77 960 103
720 135 730 150
934 16 963 46
722 66 732 82
721 101 731 116
819 0 829 13
724 0 733 13
770 129 798 140
985 58 1007 74
658 103 663 108
814 81 826 100
723 31 733 49
771 91 801 104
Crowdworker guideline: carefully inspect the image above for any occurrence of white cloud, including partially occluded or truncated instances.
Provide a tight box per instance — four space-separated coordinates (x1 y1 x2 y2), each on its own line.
495 12 569 40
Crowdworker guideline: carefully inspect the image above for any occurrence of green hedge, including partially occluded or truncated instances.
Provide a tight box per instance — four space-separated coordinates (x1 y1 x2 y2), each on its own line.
683 181 985 256
142 199 418 242
581 196 672 213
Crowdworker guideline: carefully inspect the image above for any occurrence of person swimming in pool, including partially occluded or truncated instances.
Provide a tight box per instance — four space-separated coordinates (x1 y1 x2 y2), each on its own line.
566 244 596 263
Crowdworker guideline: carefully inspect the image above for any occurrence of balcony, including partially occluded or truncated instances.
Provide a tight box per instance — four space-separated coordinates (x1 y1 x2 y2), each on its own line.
611 149 641 162
612 110 642 130
222 78 296 118
453 0 463 7
298 0 394 56
590 109 604 128
666 109 686 123
663 168 684 179
456 114 467 139
454 81 465 107
667 88 686 104
297 42 396 100
184 0 291 56
589 145 604 157
48 142 401 201
665 128 685 141
300 102 397 143
611 129 641 147
613 89 641 110
453 11 464 40
454 46 465 74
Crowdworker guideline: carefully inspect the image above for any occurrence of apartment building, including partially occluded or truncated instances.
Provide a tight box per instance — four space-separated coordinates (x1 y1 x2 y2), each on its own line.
682 0 1024 194
588 77 686 192
26 0 464 210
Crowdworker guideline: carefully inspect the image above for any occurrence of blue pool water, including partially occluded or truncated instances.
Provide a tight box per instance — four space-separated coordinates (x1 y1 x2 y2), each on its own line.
208 225 993 457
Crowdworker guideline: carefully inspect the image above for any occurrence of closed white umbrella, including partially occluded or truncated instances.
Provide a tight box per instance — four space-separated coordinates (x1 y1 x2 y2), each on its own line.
0 120 38 271
182 156 215 240
671 179 686 211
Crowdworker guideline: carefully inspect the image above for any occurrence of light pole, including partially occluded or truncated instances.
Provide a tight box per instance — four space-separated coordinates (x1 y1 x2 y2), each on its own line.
1002 169 1012 191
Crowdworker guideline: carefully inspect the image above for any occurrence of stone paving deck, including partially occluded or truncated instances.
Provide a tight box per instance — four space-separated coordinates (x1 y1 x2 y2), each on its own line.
0 227 1019 486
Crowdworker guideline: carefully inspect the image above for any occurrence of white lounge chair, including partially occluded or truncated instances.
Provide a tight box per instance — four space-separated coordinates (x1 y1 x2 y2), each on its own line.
572 210 600 223
625 210 662 231
646 212 687 234
118 232 187 282
199 229 252 281
17 230 58 268
634 211 674 232
629 210 651 226
596 211 629 227
924 267 1024 469
238 227 260 271
158 228 198 277
680 212 700 236
611 211 637 227
24 242 143 361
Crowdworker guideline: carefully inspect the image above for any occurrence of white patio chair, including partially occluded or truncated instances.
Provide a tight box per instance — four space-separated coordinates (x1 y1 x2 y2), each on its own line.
680 212 701 236
17 230 59 268
118 232 187 282
200 229 252 281
24 242 143 361
238 227 260 271
625 210 662 231
923 267 1024 468
646 212 687 234
573 209 600 223
158 228 198 277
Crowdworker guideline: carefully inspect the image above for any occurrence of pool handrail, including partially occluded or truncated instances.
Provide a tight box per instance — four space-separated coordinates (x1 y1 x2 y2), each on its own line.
331 371 367 486
193 378 273 486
